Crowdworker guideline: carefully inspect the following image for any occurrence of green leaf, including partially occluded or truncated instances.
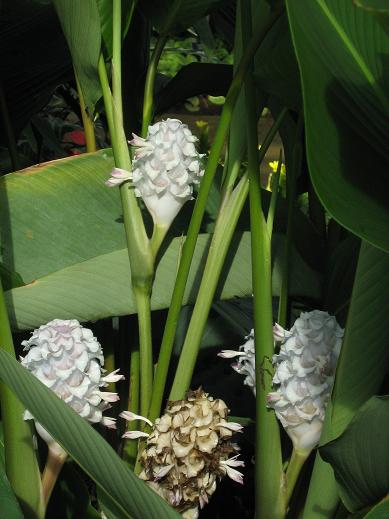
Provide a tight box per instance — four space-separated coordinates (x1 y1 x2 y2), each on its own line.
254 14 302 109
286 0 389 252
363 500 389 519
353 0 389 36
0 349 180 519
139 0 226 33
303 242 389 518
327 242 389 439
321 396 389 512
0 264 24 291
0 456 24 519
53 0 102 110
5 232 321 330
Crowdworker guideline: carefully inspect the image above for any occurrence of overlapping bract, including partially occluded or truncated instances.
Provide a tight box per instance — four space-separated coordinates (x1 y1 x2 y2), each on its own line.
130 118 204 226
268 310 343 450
220 310 344 451
21 319 123 430
126 389 243 519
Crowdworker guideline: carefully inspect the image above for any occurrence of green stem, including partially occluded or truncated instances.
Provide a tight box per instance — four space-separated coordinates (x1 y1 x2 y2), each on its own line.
285 448 311 508
74 71 97 153
169 173 249 399
241 3 284 517
0 81 20 171
277 114 303 328
169 108 288 400
266 148 284 238
134 288 153 417
141 34 168 137
98 56 116 146
123 348 140 467
0 280 44 519
148 6 283 421
42 446 67 507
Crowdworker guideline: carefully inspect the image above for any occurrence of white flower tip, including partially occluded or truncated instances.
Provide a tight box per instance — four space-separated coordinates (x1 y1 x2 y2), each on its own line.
120 411 153 427
99 391 120 403
122 430 150 440
102 417 117 429
218 350 244 359
216 422 243 433
103 369 125 383
105 167 132 187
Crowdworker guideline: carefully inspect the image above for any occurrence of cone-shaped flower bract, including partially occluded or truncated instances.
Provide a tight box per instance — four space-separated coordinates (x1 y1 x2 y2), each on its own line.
21 319 123 430
124 389 243 518
130 118 204 227
268 310 343 451
220 311 344 451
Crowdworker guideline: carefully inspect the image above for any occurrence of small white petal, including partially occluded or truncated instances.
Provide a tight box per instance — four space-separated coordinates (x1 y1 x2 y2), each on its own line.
215 422 243 432
122 430 150 439
120 411 153 427
102 369 125 383
218 350 245 359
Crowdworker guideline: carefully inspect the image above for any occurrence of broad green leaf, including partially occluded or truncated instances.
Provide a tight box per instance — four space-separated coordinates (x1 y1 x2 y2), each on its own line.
0 150 120 283
321 396 389 512
286 0 389 252
5 232 321 330
139 0 226 33
363 500 389 519
0 349 180 519
354 0 389 36
0 456 23 519
304 242 389 518
53 0 102 110
0 151 321 330
327 242 389 439
254 14 301 110
96 0 135 58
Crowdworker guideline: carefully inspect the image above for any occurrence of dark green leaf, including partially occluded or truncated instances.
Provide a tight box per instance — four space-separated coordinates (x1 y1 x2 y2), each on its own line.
0 455 24 519
0 349 180 519
321 396 389 512
287 0 389 251
363 500 389 519
140 0 227 33
53 0 102 110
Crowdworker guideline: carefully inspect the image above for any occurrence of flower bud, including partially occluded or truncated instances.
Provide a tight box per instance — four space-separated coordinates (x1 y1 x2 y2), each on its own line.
218 330 256 394
21 319 123 437
122 389 243 518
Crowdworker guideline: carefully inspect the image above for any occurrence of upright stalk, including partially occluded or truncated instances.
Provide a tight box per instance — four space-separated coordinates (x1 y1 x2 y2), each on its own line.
169 110 287 400
169 174 249 399
74 71 97 153
242 2 284 517
110 0 154 417
0 280 44 519
141 34 168 137
148 6 283 421
277 115 303 328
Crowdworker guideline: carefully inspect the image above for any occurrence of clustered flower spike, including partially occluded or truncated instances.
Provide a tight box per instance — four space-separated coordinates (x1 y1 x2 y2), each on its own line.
106 119 204 227
219 311 344 452
122 389 244 519
21 319 123 433
268 310 343 451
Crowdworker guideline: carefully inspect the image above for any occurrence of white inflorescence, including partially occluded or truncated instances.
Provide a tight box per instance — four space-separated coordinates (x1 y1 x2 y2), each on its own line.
268 310 343 451
219 310 344 451
122 389 244 519
130 118 204 226
21 319 123 431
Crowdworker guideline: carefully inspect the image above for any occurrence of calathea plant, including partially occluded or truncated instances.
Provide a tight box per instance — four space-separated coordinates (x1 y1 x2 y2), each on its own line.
0 1 388 519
